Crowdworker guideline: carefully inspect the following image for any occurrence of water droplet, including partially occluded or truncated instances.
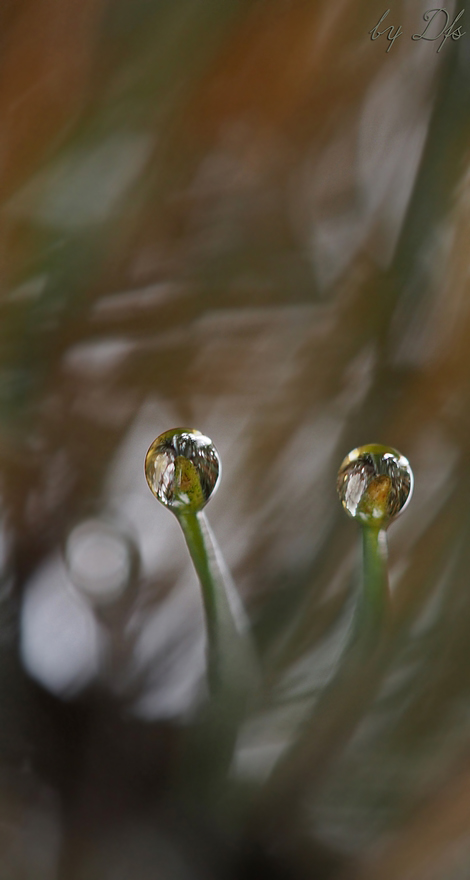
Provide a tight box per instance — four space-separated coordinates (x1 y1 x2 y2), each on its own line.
145 428 221 514
337 444 413 527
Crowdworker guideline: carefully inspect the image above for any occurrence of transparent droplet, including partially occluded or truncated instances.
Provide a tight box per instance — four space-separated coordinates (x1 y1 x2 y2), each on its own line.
337 444 413 527
145 428 220 514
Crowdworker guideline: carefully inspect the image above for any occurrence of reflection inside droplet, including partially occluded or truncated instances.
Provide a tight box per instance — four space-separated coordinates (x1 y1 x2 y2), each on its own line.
337 444 413 526
65 519 132 604
145 428 220 513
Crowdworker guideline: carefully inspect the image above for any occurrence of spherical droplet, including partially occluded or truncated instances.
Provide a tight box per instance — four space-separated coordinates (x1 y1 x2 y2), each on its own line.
337 444 413 527
145 428 220 514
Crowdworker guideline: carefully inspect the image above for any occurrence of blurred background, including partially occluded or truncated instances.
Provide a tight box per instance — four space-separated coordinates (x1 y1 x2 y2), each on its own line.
1 0 470 877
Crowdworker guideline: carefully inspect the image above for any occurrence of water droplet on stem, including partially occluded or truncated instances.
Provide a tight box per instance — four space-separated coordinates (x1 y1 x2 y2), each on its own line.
145 428 220 514
337 444 413 528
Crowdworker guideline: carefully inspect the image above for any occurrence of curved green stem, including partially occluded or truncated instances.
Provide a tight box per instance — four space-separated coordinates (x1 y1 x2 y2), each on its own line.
177 510 256 696
176 510 258 799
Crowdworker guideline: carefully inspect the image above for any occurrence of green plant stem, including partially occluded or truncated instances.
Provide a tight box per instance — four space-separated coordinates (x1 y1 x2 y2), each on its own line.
176 510 258 797
253 523 392 841
178 510 255 694
352 525 390 650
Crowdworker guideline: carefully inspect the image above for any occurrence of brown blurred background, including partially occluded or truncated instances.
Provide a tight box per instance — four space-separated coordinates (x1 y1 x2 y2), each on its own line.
1 0 470 877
